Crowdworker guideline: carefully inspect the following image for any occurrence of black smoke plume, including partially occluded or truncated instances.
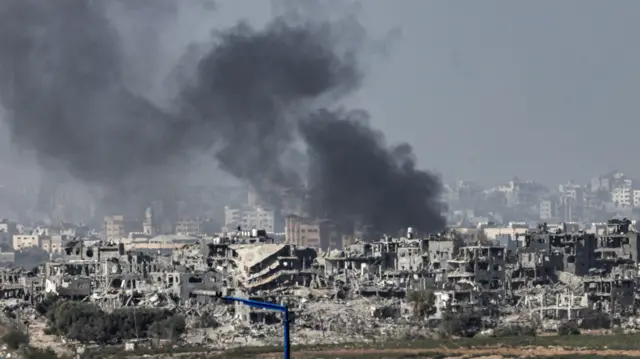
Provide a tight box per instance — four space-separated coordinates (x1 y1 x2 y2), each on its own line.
183 15 446 233
0 0 187 182
300 109 446 233
178 19 363 207
0 0 204 215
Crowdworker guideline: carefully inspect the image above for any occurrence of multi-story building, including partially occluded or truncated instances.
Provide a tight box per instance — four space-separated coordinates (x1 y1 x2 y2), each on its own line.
447 245 506 290
0 219 17 250
12 234 42 250
632 190 640 208
519 223 597 276
591 175 612 192
559 182 584 203
594 171 636 208
0 219 17 236
284 216 344 249
593 218 640 272
224 206 276 233
481 222 530 242
612 186 632 208
450 180 484 205
103 215 140 241
497 178 547 208
175 218 203 235
41 235 66 254
539 199 556 220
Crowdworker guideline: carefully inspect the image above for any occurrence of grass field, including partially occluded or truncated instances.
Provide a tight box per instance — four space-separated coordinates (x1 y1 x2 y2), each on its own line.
212 332 640 359
62 331 640 359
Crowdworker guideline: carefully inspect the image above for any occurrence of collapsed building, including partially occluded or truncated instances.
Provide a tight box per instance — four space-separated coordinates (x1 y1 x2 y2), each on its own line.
1 219 640 349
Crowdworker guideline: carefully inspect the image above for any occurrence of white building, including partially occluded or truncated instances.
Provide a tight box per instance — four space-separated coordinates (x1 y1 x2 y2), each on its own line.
559 182 584 205
496 179 546 207
540 200 555 220
633 190 640 208
224 206 276 233
480 222 530 241
612 185 632 208
12 234 42 250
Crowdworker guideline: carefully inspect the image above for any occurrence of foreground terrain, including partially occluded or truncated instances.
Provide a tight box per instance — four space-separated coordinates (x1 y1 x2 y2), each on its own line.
8 330 640 359
208 332 640 359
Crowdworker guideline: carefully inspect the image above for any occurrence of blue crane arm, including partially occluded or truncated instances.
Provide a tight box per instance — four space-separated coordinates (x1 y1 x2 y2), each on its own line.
218 295 290 359
222 296 287 312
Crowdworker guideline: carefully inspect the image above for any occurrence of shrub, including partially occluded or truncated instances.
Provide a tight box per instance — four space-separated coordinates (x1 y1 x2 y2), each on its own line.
579 309 611 330
35 294 60 316
558 320 581 336
407 289 436 319
438 312 481 338
23 347 58 359
44 300 187 344
2 328 29 349
148 315 186 340
494 324 536 337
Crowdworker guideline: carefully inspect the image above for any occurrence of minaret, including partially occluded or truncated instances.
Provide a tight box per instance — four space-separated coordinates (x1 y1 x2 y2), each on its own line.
143 206 155 236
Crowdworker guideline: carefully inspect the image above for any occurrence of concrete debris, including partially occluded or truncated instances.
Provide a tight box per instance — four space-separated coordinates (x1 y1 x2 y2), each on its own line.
0 220 639 351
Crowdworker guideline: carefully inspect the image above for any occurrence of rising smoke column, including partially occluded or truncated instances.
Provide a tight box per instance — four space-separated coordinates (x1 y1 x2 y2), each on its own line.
0 0 365 215
178 19 363 206
300 109 446 234
0 0 191 182
0 0 200 215
183 14 446 233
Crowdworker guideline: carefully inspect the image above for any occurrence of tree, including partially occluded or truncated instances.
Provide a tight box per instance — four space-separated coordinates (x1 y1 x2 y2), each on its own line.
44 300 186 344
558 320 580 336
406 289 436 319
438 312 482 338
2 328 29 349
23 347 58 359
148 315 186 341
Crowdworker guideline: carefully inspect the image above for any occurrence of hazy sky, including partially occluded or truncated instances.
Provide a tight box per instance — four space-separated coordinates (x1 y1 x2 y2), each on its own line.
3 0 637 190
213 0 639 186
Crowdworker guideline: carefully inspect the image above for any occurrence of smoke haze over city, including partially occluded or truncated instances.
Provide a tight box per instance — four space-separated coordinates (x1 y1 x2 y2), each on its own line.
0 0 446 233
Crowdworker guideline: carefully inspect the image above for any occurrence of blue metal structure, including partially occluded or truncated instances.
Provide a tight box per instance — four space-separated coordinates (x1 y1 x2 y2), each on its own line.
221 295 290 359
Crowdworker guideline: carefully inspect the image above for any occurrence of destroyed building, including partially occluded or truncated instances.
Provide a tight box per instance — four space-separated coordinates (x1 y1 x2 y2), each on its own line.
2 218 640 349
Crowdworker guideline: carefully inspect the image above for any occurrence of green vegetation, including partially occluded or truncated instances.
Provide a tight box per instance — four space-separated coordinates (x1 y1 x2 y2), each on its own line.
406 289 436 319
437 312 483 337
210 331 640 359
23 347 59 359
69 330 640 359
558 320 582 336
2 328 29 349
27 298 640 359
43 298 186 344
298 355 640 359
493 323 537 337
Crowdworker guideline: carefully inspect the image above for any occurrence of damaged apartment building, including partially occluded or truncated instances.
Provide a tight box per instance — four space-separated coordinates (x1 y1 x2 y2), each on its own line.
3 218 640 340
508 219 640 321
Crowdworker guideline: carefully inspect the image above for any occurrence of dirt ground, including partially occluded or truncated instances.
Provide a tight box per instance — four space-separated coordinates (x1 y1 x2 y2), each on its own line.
255 346 640 358
25 318 73 357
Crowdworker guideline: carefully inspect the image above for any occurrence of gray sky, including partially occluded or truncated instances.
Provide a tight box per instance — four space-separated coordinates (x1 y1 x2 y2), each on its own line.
348 0 640 187
213 0 636 187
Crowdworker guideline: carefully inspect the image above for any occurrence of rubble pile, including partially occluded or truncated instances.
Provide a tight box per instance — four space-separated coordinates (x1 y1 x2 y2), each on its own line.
0 220 639 350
